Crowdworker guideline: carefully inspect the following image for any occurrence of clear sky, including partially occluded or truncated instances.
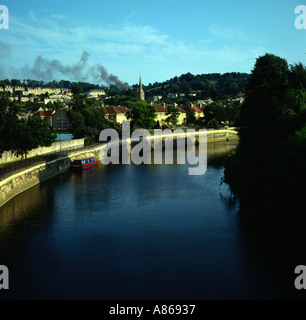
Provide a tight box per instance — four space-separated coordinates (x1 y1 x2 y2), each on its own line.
0 0 305 86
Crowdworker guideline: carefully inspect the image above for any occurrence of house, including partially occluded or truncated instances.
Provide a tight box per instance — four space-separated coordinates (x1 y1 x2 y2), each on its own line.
167 93 178 99
104 106 129 124
154 103 187 127
52 108 71 131
88 90 106 98
33 109 55 127
154 103 170 127
179 103 204 121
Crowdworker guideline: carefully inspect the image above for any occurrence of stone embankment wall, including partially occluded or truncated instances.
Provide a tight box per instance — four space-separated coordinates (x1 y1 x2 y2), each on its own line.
206 128 238 142
0 157 71 208
0 138 85 165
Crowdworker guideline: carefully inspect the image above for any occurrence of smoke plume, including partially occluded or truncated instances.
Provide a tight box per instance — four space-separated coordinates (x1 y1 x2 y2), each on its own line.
21 51 126 88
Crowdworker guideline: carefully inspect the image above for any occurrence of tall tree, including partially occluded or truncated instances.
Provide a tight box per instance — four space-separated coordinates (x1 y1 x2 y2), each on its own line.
203 102 226 127
12 117 56 158
0 93 19 156
238 53 290 151
224 54 306 214
68 93 111 143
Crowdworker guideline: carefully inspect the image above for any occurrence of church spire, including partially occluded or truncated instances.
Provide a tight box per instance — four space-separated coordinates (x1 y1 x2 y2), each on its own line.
139 74 145 101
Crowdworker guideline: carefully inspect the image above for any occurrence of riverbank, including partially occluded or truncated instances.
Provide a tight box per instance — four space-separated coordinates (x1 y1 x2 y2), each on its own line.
0 128 238 208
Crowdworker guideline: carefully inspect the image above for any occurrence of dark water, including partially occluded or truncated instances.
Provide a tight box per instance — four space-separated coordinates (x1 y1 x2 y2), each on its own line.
0 141 301 299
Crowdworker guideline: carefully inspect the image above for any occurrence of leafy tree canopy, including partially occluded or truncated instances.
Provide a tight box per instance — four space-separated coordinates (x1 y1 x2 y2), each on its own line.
0 92 56 158
224 53 306 215
126 101 157 129
68 93 112 144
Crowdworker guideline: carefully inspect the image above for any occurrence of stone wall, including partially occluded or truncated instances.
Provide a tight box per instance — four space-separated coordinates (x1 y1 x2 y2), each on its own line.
146 127 238 144
206 128 238 142
0 138 85 165
0 157 71 208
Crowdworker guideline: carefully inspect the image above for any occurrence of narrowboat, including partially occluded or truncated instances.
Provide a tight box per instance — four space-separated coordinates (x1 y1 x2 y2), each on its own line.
71 157 99 169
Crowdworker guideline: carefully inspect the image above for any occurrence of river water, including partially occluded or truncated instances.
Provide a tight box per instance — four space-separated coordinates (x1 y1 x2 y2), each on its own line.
0 141 299 299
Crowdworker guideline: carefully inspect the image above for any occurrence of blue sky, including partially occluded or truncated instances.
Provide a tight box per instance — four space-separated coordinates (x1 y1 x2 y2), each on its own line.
0 0 305 85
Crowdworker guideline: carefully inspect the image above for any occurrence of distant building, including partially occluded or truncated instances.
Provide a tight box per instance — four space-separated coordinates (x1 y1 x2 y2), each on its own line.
154 103 187 126
44 96 65 105
33 109 55 127
104 106 129 124
179 103 204 121
52 108 71 131
153 95 163 102
88 90 106 98
23 88 61 96
167 93 178 99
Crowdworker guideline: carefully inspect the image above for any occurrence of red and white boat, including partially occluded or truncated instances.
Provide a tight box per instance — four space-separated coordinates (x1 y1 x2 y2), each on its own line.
71 157 99 169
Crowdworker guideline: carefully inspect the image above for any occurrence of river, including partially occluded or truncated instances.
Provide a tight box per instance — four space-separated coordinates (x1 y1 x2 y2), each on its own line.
0 141 299 299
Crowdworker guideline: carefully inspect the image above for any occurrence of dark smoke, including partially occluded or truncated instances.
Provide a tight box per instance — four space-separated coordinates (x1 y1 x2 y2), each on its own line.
21 51 126 88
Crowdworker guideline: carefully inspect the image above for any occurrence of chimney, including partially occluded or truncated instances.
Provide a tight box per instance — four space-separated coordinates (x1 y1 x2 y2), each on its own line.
162 102 166 109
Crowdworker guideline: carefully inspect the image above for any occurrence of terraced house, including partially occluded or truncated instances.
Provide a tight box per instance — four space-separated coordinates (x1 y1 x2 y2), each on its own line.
104 106 129 124
104 102 205 127
154 103 204 127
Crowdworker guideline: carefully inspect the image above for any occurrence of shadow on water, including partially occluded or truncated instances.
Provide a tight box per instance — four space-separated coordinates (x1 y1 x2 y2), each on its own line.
235 200 306 300
218 176 306 300
208 141 306 299
2 139 303 300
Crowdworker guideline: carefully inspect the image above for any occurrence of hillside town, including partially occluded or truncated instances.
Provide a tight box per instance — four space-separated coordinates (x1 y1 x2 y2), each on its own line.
0 76 244 132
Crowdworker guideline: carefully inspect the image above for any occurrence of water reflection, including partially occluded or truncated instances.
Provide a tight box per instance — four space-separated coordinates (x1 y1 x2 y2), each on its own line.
0 184 54 236
0 140 296 300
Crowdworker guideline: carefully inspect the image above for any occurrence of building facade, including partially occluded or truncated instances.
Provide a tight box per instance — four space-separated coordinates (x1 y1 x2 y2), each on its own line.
52 108 72 131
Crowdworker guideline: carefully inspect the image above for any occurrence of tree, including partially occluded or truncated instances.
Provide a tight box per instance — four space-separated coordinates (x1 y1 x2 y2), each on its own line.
238 53 291 151
224 54 306 215
166 105 180 127
1 92 56 159
71 85 84 95
12 117 56 158
225 103 241 126
126 102 157 129
0 93 19 156
203 102 226 127
68 93 111 144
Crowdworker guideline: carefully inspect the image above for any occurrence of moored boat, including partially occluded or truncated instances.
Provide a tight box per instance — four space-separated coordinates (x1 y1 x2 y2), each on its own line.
71 157 99 169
